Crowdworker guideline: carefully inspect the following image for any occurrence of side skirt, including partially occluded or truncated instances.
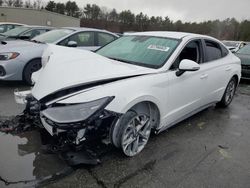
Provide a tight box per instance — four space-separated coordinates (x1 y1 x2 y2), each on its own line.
155 102 217 134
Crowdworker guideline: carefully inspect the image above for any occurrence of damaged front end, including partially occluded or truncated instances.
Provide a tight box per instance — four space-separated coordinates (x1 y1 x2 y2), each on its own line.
3 91 122 165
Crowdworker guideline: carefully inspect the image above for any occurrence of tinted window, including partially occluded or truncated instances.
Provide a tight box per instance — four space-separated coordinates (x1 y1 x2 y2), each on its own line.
59 32 94 47
97 32 116 46
204 40 223 62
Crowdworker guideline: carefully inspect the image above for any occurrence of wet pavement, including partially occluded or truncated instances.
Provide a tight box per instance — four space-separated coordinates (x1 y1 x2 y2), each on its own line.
0 81 250 188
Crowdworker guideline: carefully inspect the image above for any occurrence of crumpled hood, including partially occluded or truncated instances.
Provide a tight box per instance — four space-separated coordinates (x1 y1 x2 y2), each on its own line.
0 40 42 52
235 53 250 65
32 44 157 101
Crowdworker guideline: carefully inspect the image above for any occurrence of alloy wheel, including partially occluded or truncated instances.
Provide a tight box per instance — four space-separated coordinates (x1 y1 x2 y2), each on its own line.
121 114 151 157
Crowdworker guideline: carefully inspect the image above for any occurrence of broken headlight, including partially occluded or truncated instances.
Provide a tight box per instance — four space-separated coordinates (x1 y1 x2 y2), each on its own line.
41 97 114 124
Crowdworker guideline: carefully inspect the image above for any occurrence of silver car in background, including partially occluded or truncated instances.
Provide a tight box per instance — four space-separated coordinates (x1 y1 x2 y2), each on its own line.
0 27 119 84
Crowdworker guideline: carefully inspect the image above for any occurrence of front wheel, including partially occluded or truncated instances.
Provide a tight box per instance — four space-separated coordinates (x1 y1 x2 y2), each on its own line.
23 59 42 85
111 111 152 157
217 77 237 107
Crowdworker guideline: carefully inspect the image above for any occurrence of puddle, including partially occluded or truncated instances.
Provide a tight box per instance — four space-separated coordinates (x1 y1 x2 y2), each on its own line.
0 131 70 187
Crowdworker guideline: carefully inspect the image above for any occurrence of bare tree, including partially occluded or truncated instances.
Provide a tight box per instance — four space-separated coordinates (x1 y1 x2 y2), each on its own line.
24 0 32 8
13 0 23 7
4 0 14 6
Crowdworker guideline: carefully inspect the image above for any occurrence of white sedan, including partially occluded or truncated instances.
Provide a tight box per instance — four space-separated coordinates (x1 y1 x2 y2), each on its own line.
15 31 241 157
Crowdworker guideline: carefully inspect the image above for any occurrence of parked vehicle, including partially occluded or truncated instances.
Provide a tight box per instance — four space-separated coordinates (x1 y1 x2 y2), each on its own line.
15 32 241 158
0 28 119 84
235 44 250 79
222 40 247 53
0 25 53 41
0 22 26 33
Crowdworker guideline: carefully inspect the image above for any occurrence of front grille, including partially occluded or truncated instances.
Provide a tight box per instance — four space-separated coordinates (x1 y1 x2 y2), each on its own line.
0 66 6 76
242 65 250 70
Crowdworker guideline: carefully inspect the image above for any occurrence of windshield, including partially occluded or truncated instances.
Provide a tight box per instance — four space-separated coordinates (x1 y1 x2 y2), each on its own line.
32 29 74 43
96 35 180 68
237 45 250 55
223 41 239 48
2 26 30 36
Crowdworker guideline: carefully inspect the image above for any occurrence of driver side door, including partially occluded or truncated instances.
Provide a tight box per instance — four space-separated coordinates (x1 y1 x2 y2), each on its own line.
163 39 210 128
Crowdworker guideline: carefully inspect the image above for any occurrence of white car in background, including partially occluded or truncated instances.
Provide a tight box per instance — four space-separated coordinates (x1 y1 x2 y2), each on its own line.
0 25 53 41
15 32 241 157
0 28 119 84
0 22 25 33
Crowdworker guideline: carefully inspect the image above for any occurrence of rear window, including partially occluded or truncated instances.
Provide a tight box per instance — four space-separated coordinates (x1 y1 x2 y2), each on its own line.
204 40 223 62
97 32 116 46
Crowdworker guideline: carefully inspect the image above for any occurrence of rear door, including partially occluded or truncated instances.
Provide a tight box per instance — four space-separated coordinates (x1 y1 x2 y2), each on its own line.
200 39 230 103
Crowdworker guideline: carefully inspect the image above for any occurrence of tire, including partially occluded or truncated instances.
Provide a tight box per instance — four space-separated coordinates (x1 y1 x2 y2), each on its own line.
110 110 152 157
23 59 42 85
216 77 237 108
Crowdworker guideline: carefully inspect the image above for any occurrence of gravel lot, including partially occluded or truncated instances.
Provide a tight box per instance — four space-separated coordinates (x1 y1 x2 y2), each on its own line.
0 80 250 188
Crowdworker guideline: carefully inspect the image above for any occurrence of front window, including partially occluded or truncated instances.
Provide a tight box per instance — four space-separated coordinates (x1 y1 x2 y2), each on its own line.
58 31 94 46
237 45 250 55
96 35 180 68
33 29 74 43
2 26 30 36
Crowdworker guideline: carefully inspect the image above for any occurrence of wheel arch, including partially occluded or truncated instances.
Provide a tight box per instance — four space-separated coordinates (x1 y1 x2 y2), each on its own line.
232 74 239 86
120 96 162 130
22 57 41 81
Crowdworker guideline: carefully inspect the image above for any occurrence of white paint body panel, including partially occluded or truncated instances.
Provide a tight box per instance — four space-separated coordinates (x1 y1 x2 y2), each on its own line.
31 32 241 131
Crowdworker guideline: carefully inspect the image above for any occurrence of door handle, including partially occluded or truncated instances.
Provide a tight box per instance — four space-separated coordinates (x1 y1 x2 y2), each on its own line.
200 74 208 79
225 66 232 71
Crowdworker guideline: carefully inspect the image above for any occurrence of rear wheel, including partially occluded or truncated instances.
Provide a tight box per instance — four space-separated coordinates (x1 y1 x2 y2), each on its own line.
23 59 42 85
217 77 237 107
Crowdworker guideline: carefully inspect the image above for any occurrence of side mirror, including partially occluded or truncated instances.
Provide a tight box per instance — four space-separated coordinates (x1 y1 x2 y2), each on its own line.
67 41 77 47
176 59 200 77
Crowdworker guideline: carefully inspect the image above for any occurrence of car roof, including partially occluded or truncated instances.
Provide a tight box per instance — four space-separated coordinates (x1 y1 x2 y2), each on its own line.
62 27 118 36
22 25 53 29
0 22 26 25
127 31 206 39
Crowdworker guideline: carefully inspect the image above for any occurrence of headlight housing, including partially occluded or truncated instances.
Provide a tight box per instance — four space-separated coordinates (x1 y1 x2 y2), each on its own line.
0 52 20 61
41 97 114 124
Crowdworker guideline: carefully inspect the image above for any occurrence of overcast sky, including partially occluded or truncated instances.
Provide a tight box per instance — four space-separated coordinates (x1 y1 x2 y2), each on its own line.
43 0 250 22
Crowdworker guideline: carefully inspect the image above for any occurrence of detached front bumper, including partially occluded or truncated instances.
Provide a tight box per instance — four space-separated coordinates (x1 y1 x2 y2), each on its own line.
14 90 121 147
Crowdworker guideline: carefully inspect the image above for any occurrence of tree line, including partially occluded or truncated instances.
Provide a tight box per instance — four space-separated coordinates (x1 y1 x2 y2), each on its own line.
1 0 250 41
